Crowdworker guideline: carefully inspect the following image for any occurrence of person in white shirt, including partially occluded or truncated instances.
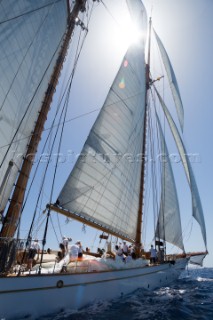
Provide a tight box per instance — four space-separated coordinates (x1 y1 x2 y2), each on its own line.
122 241 128 256
69 241 80 261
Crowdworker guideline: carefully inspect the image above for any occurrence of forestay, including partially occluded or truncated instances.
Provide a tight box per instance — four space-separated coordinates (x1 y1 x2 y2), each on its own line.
0 0 68 212
155 114 184 250
155 88 207 249
57 0 147 241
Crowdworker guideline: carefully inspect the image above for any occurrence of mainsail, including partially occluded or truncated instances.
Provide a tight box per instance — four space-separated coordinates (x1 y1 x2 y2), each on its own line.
155 115 184 250
57 0 148 241
0 0 69 213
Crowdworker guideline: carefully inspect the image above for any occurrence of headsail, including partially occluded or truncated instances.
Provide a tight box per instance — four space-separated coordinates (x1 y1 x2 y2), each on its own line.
155 115 184 250
154 30 184 131
0 0 69 213
155 88 207 249
189 254 207 266
57 1 148 241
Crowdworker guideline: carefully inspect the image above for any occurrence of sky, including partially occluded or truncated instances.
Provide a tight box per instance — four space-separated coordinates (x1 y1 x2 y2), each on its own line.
20 0 213 267
141 0 213 267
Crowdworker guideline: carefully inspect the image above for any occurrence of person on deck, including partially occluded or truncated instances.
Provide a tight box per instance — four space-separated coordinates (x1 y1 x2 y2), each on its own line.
62 236 69 253
122 241 128 256
115 244 124 261
150 245 157 264
58 243 66 261
27 239 40 271
69 241 79 261
77 241 83 259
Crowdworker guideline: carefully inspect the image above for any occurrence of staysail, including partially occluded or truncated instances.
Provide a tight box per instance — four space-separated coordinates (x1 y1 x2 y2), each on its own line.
154 30 184 131
0 0 69 213
155 88 207 249
155 115 184 250
57 0 147 241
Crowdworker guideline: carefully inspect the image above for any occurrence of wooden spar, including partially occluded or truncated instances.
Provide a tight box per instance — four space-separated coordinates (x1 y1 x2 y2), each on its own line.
135 17 152 246
48 204 134 243
0 0 87 239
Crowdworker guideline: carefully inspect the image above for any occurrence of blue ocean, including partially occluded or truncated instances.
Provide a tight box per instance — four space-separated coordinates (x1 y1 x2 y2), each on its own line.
41 267 213 320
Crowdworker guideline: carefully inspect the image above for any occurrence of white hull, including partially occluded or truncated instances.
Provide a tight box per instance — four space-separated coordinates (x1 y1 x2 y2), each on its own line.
0 258 187 319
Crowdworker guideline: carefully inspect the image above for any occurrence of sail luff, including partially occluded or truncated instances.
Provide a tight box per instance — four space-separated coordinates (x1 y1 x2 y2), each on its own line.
153 29 184 131
155 87 207 249
155 114 184 250
0 1 87 239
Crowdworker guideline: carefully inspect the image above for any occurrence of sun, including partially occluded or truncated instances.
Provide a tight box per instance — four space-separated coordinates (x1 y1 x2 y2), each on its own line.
124 23 144 47
111 7 146 51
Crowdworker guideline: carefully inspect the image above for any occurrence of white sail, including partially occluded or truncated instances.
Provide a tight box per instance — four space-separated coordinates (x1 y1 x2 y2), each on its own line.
189 254 206 266
154 30 184 131
58 1 147 241
155 115 184 250
0 0 69 212
155 88 207 249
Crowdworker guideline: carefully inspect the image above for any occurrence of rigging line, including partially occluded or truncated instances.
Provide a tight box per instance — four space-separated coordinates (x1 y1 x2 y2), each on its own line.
50 216 60 244
38 99 69 264
38 20 88 260
148 110 156 236
0 108 98 150
100 0 118 26
0 19 67 168
49 20 87 205
155 92 166 245
21 109 66 246
110 109 145 235
85 0 96 28
20 75 75 240
20 28 89 216
150 89 162 191
0 0 63 25
39 91 72 268
56 212 63 240
0 0 61 113
150 89 164 242
0 90 143 151
148 99 160 237
22 57 83 243
61 102 147 207
61 108 145 208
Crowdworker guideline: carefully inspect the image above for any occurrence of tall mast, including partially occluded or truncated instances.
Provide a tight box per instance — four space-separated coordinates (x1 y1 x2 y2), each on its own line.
0 0 87 239
135 17 152 246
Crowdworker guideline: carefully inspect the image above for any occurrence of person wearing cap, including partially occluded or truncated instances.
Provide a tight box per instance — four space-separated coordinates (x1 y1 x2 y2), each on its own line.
27 239 40 271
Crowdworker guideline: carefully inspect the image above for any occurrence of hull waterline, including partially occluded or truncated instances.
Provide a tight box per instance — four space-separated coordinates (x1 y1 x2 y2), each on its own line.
0 258 187 319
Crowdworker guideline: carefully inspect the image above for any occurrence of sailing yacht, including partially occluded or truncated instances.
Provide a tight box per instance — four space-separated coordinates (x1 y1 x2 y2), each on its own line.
0 0 207 319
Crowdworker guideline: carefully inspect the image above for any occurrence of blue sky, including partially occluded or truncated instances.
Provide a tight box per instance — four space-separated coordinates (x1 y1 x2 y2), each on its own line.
142 0 213 266
21 0 212 267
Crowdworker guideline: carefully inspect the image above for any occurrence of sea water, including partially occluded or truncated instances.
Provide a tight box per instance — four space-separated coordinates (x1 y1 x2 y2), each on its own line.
39 267 213 320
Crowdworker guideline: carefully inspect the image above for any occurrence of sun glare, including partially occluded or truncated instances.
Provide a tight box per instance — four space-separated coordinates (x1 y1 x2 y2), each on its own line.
112 9 145 51
125 24 144 46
